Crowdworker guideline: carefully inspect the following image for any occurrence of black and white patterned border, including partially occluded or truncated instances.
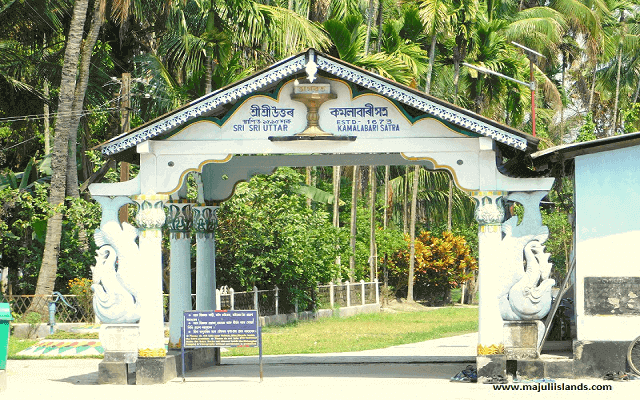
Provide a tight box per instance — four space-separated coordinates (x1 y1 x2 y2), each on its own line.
315 56 528 151
103 51 529 156
102 55 307 156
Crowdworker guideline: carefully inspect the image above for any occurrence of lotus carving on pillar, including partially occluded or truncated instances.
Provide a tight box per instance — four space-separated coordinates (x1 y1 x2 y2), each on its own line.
498 191 555 321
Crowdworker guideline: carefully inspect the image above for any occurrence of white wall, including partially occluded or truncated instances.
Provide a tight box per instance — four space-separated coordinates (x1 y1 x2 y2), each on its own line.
575 145 640 341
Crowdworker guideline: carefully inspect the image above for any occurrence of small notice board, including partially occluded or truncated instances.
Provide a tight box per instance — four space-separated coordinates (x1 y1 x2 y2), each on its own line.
181 310 263 381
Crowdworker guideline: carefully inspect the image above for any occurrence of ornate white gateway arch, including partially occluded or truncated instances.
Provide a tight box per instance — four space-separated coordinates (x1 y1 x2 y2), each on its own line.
90 49 555 384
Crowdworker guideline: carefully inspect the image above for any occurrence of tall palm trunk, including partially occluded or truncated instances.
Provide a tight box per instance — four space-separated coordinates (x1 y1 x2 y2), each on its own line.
349 166 359 282
333 166 341 272
447 178 453 231
588 66 597 113
383 165 390 288
205 54 213 94
43 34 51 157
425 35 437 94
31 0 91 315
613 12 626 135
66 0 105 198
560 52 565 141
383 165 390 230
306 166 312 208
453 60 461 105
613 45 623 135
369 165 377 281
452 30 468 105
364 0 376 54
376 0 384 52
333 166 341 227
407 165 420 302
632 77 640 104
403 165 409 234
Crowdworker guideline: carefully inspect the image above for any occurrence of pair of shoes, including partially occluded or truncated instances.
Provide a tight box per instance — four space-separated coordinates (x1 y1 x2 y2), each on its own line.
483 374 508 384
450 365 477 383
602 371 629 381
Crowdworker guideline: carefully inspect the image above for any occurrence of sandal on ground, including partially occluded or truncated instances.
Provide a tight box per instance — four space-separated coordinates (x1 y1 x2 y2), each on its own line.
603 371 629 381
483 374 508 384
450 365 477 383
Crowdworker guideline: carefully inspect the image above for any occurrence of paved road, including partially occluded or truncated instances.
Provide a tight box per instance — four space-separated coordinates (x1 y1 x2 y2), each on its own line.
4 333 639 399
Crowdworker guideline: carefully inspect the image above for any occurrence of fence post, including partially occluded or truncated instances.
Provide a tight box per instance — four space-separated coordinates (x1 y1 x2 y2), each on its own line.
329 282 334 309
253 286 259 313
230 288 235 310
345 281 351 307
275 286 279 316
375 278 379 304
215 288 221 311
360 280 366 305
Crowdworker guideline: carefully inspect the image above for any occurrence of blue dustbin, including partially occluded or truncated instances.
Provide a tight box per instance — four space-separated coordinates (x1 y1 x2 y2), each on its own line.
0 303 12 370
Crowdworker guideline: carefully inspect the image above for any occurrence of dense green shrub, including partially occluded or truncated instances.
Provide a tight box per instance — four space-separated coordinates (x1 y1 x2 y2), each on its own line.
216 167 343 310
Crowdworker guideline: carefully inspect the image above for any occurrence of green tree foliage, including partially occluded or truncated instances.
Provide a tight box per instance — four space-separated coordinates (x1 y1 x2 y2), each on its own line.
0 183 100 294
576 113 597 142
386 230 477 305
215 167 342 309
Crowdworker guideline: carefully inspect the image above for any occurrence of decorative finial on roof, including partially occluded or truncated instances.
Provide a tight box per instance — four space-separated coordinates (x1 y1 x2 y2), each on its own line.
305 59 318 83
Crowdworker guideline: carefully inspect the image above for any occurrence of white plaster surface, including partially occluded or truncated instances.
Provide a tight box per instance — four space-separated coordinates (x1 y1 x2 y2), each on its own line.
575 146 640 341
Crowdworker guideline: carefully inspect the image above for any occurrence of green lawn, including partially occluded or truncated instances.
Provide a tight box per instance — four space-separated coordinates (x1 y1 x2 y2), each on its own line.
5 306 478 359
224 306 478 356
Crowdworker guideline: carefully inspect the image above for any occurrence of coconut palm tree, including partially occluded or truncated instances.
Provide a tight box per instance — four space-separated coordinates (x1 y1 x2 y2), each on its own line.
390 168 474 230
449 0 480 104
31 0 93 314
323 13 425 85
418 0 452 94
147 0 329 101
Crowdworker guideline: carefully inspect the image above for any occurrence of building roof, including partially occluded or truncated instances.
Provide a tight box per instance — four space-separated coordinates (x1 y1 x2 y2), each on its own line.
97 48 540 160
532 131 640 162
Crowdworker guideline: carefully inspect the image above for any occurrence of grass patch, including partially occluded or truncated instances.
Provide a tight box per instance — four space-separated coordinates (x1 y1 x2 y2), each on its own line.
224 306 478 357
7 330 100 359
45 331 99 340
7 336 38 358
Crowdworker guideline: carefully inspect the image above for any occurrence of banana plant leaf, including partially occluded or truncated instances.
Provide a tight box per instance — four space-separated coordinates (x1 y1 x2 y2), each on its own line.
294 184 345 205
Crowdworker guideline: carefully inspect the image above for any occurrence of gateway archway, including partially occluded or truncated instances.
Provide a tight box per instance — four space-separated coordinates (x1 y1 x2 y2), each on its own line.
90 49 554 383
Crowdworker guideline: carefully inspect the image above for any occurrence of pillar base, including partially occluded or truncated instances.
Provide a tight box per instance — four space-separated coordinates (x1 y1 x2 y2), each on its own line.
98 324 140 385
477 355 506 381
98 360 134 385
573 340 629 378
504 321 540 360
136 356 177 385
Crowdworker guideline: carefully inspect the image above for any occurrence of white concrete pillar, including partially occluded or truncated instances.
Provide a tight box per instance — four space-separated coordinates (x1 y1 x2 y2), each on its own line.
472 191 507 355
166 201 193 348
193 205 219 311
132 193 168 358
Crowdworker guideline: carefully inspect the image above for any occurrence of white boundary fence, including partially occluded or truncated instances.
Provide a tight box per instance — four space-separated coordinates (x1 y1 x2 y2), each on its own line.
3 280 381 325
214 279 380 314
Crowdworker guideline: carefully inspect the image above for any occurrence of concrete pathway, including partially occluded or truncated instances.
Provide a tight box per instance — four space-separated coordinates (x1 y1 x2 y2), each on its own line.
223 332 478 365
3 333 638 400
